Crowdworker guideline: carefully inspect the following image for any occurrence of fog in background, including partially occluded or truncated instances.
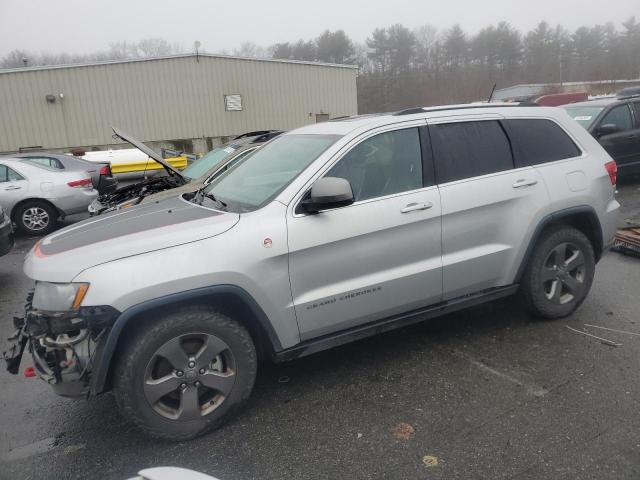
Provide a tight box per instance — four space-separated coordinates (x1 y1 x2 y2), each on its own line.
1 0 638 57
1 0 639 110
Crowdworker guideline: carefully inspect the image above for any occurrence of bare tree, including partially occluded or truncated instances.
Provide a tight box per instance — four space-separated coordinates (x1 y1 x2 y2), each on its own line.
233 42 268 58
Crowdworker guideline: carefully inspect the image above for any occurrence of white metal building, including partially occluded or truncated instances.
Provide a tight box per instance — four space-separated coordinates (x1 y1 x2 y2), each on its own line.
0 54 358 154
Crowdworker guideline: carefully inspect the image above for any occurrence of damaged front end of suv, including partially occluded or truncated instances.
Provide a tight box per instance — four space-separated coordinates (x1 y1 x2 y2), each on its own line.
5 284 118 397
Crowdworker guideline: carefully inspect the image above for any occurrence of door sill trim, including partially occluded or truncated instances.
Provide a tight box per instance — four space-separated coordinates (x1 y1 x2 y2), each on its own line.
274 284 519 362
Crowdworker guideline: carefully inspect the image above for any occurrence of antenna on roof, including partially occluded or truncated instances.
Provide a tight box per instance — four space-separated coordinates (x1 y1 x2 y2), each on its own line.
487 83 497 103
194 41 201 63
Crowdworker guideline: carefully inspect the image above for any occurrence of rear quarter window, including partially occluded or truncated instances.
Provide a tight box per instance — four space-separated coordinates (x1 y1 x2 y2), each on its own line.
429 120 514 184
503 119 582 168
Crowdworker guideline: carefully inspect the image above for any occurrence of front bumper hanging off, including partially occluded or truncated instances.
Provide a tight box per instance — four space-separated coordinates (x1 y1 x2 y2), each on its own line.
4 316 28 375
2 295 119 398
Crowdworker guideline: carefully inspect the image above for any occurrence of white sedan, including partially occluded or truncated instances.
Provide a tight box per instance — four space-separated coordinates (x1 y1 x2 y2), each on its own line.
0 157 97 235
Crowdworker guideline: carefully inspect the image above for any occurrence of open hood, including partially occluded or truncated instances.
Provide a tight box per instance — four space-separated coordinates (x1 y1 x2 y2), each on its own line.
112 126 185 180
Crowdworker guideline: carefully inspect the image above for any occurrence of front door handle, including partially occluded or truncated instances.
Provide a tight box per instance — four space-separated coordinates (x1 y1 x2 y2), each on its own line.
4 185 21 191
512 179 538 189
401 202 433 213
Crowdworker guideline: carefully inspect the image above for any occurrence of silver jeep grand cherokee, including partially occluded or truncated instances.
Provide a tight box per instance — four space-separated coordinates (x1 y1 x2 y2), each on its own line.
4 104 620 440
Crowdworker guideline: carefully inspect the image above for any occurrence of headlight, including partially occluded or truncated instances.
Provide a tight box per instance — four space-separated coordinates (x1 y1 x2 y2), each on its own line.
32 282 90 311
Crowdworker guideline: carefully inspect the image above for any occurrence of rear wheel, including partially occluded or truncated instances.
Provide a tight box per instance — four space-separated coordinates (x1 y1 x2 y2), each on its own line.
520 225 595 319
114 306 257 440
14 200 57 235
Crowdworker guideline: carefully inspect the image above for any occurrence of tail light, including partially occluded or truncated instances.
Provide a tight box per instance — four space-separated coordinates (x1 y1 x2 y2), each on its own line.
99 165 111 176
67 178 92 188
605 161 617 186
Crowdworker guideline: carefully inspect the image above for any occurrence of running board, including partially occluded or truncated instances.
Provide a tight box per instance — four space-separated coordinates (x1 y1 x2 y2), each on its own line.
274 284 519 362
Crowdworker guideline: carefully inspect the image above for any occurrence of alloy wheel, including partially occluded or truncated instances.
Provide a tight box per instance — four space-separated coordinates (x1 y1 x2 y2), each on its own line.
541 242 585 305
22 207 50 231
143 333 236 421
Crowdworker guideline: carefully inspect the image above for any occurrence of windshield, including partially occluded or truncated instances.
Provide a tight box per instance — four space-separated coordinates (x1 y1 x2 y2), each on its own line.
182 145 241 180
563 106 604 128
202 134 340 212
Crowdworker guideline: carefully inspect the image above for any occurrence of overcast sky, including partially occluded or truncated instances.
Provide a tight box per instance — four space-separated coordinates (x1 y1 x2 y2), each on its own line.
1 0 638 56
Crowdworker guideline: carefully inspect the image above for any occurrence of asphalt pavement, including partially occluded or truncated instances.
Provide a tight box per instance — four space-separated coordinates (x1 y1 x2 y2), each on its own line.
1 181 640 480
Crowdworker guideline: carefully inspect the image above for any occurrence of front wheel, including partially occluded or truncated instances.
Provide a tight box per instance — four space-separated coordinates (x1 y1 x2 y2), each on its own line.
114 306 257 440
15 200 57 235
520 225 595 319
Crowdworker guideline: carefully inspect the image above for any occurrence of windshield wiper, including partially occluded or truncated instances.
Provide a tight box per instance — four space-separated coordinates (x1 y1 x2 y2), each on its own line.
192 184 227 208
204 193 227 207
202 192 227 209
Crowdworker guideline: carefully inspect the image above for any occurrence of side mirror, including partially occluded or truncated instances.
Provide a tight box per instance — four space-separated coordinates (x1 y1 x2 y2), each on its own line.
302 177 354 213
597 123 622 137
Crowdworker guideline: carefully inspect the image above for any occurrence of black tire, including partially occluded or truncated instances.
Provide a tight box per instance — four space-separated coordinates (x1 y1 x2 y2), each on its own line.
14 200 58 236
520 225 595 319
113 305 257 441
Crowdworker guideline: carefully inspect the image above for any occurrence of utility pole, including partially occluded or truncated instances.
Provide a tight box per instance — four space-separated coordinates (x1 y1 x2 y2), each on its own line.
559 52 563 88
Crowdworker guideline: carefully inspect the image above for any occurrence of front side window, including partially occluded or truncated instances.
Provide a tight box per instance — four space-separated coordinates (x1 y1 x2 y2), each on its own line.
325 128 423 202
203 134 340 212
430 120 513 184
0 165 24 182
503 119 581 167
599 105 633 131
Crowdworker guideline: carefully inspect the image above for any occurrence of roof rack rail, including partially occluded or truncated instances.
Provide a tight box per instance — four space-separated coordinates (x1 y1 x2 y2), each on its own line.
251 131 284 143
394 107 427 116
617 93 640 100
233 130 278 140
617 87 640 99
393 103 530 116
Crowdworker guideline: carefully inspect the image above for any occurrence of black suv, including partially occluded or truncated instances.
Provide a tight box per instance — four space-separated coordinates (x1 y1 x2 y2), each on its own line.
563 88 640 176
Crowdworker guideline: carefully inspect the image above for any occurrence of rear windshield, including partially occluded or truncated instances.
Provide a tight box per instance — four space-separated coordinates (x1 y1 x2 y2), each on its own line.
562 106 604 128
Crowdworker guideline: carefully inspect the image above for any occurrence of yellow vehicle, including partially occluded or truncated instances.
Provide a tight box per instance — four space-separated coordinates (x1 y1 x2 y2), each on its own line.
83 148 188 175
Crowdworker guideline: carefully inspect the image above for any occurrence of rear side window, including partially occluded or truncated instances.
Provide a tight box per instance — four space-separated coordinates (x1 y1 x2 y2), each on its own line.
429 120 513 184
0 165 24 182
503 119 581 167
24 157 64 169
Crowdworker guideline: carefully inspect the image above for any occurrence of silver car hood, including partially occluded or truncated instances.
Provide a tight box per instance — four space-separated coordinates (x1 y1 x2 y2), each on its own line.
24 196 239 282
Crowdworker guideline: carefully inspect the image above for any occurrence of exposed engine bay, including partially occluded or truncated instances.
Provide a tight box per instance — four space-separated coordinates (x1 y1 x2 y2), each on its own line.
89 174 185 215
3 290 118 397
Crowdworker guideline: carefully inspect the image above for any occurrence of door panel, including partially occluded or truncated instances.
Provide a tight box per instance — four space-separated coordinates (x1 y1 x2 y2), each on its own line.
438 168 548 299
597 104 639 169
0 164 28 213
287 125 442 340
428 118 550 299
287 188 442 340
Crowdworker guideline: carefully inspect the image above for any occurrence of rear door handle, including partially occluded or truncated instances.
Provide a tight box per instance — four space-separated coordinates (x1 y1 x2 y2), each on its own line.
512 179 538 188
4 185 21 191
401 202 433 213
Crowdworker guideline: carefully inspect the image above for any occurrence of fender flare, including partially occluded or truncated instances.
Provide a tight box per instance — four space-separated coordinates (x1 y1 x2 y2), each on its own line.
90 284 282 395
514 205 603 282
